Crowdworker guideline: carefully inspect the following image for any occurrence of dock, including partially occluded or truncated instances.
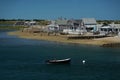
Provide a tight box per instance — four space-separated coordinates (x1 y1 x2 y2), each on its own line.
67 35 107 39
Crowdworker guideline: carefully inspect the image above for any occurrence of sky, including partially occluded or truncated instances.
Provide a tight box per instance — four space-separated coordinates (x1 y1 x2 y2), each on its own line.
0 0 120 20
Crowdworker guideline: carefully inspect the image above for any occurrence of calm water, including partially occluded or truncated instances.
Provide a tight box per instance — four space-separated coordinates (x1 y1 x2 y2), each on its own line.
0 24 13 26
0 30 120 80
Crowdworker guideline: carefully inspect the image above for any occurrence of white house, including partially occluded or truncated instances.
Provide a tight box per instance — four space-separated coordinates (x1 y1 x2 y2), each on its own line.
47 21 59 32
25 21 36 26
100 23 120 34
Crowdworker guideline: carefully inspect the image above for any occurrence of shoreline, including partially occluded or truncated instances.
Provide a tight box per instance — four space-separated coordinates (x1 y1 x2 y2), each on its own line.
7 31 120 46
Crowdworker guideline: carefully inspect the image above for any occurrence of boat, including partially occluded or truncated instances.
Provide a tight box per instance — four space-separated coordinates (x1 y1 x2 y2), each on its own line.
46 58 71 64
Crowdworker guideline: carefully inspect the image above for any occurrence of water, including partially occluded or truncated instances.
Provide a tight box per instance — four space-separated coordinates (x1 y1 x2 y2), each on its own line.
0 24 13 27
0 30 120 80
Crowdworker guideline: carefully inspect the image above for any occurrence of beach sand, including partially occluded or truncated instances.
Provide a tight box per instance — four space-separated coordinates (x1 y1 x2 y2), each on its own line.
8 31 120 46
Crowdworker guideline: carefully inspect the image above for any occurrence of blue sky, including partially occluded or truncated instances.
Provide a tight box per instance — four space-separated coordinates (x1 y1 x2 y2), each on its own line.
0 0 120 20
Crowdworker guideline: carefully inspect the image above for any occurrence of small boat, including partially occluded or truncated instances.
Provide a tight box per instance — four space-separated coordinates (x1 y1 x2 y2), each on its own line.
46 58 71 64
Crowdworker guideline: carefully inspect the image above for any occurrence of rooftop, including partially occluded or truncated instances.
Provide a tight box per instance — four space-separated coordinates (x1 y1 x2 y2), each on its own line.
55 19 68 25
82 18 96 24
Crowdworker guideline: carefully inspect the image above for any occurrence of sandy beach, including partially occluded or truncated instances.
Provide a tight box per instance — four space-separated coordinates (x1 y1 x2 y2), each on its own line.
8 31 120 46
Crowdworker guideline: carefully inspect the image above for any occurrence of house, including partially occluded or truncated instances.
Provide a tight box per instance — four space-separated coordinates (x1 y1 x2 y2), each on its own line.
55 18 71 31
99 22 120 33
24 21 36 26
14 21 25 26
82 18 97 32
110 23 120 33
14 20 37 27
47 21 59 32
67 19 81 30
62 19 87 35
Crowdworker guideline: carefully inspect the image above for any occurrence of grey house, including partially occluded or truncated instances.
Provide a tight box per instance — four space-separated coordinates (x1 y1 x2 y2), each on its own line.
55 19 82 31
55 19 72 31
82 18 97 32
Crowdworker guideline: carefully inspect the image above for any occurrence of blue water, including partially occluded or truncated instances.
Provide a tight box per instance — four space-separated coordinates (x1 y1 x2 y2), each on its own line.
0 24 13 27
0 30 120 80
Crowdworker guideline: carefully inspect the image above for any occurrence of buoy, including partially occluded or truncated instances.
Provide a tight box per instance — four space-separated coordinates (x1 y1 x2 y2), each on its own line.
82 60 85 64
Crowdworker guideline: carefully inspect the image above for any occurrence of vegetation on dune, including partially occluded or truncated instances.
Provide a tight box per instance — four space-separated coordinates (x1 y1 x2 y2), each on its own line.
0 19 50 26
97 20 120 24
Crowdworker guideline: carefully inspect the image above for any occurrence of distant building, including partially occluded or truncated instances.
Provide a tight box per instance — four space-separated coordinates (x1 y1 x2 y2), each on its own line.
14 21 36 26
110 23 120 33
62 19 87 35
14 21 25 26
24 21 36 26
82 18 97 32
100 23 120 34
47 21 59 32
55 19 71 31
55 19 82 31
67 19 81 30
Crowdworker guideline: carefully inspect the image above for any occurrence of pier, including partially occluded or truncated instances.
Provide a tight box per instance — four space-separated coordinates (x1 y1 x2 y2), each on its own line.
67 35 107 39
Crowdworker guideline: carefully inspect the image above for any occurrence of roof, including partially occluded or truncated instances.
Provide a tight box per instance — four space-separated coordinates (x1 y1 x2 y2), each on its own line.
15 21 25 25
82 18 96 24
55 19 68 25
68 19 82 24
47 24 59 27
101 26 111 28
